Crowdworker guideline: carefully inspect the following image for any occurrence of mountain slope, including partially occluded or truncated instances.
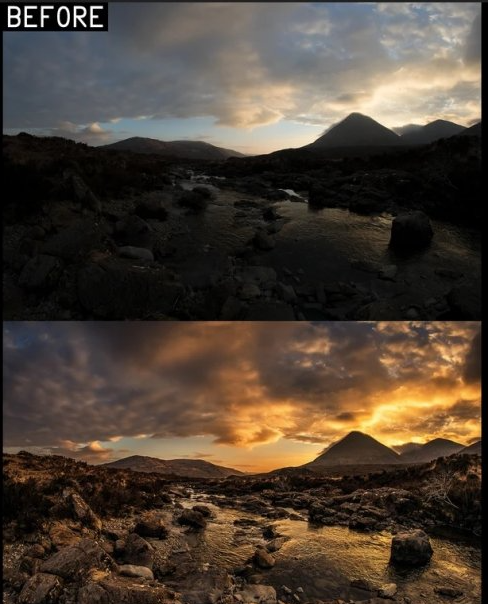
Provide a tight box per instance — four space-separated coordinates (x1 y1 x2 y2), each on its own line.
456 122 481 137
306 431 401 467
401 120 466 145
102 137 245 160
308 113 401 148
400 438 464 463
456 440 481 456
102 455 243 478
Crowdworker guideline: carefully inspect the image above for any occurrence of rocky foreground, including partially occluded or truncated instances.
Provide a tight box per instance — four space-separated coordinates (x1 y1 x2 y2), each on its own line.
3 133 481 320
3 451 481 604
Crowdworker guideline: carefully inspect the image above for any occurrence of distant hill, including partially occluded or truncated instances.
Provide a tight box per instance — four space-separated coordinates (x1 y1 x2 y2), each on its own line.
102 454 243 478
456 122 481 137
306 113 401 149
102 137 246 160
392 442 423 455
400 438 464 464
400 119 466 145
305 431 401 467
456 440 481 456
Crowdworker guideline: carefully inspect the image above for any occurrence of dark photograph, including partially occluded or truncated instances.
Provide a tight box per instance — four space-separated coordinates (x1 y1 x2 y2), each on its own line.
2 2 481 321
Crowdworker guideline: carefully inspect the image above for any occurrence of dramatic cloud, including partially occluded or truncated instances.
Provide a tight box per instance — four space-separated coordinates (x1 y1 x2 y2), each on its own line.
3 2 481 145
3 322 481 465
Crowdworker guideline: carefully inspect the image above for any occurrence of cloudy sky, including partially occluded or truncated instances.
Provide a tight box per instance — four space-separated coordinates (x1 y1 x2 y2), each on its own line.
3 322 481 472
3 2 481 154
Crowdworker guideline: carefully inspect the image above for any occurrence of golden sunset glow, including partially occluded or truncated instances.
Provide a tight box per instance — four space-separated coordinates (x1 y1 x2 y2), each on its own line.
3 322 480 472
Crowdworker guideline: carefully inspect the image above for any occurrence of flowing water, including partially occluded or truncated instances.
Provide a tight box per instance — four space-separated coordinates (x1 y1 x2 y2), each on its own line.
171 178 480 300
166 496 481 604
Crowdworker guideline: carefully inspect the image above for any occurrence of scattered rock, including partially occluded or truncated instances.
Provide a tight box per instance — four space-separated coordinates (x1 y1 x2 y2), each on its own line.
42 219 104 260
266 537 286 553
434 586 464 598
239 584 277 604
177 190 209 212
378 583 397 598
40 538 110 579
117 246 154 261
133 517 168 539
64 489 102 531
134 199 168 220
389 211 433 250
18 572 63 604
18 254 63 291
115 215 153 249
253 231 275 251
177 509 207 530
123 533 155 569
77 257 183 318
192 505 212 518
390 529 433 566
118 564 154 580
276 282 297 303
253 548 275 569
378 265 397 281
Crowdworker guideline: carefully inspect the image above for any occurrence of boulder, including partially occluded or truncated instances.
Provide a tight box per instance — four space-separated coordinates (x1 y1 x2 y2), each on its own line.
77 577 170 604
134 199 168 221
263 207 280 221
266 537 286 553
238 584 277 604
378 583 397 598
389 211 433 250
446 281 481 320
18 254 63 291
133 517 168 539
253 548 275 569
239 282 261 300
177 190 209 212
77 257 183 318
42 220 104 260
117 246 154 261
64 490 102 531
40 538 109 579
115 215 154 249
434 586 463 598
177 509 207 530
123 533 155 569
390 529 433 566
192 185 214 199
118 564 154 580
48 523 81 550
18 572 63 604
68 171 101 213
192 505 212 518
276 282 297 303
253 231 275 251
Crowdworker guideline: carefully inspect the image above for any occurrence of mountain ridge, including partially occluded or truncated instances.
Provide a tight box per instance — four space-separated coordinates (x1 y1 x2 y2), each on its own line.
305 430 401 467
101 136 246 160
102 454 244 478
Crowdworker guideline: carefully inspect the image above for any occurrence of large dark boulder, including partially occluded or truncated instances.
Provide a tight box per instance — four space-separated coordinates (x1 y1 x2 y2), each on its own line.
114 215 154 249
18 572 63 604
177 190 209 212
390 529 433 566
18 254 63 291
40 538 110 579
177 509 207 530
123 533 154 569
389 211 433 250
42 219 104 260
133 517 168 539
